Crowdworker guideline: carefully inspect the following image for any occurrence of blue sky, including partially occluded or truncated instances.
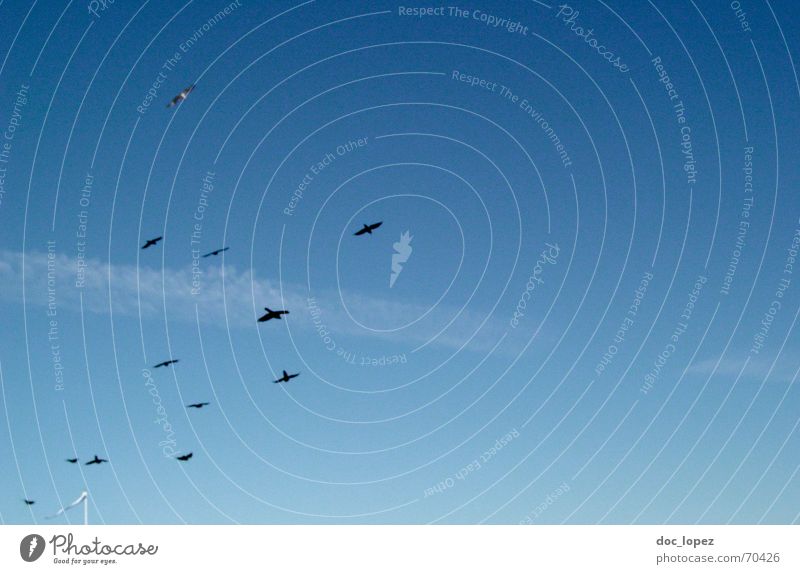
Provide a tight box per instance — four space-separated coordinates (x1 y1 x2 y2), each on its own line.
0 0 799 524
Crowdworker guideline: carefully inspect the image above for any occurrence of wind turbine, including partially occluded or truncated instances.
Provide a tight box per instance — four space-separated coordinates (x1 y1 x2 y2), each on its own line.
46 491 89 525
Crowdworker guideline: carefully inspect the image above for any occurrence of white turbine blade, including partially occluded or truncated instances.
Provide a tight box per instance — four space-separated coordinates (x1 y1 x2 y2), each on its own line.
46 491 87 519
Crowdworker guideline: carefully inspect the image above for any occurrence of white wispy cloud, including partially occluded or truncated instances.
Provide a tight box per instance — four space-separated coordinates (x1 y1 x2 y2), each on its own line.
0 250 512 354
688 356 800 383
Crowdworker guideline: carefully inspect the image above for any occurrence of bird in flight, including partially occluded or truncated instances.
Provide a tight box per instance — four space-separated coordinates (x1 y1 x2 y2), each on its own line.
274 370 300 384
167 85 195 108
354 221 383 236
85 455 108 466
186 402 210 409
141 236 162 249
65 458 78 464
24 499 35 505
176 453 193 462
153 359 179 368
202 247 229 258
258 307 289 322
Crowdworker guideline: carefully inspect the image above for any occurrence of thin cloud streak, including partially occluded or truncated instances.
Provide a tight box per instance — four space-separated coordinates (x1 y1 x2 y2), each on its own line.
0 250 513 355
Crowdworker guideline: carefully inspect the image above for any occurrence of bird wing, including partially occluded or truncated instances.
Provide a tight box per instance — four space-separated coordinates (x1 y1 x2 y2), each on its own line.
370 222 383 230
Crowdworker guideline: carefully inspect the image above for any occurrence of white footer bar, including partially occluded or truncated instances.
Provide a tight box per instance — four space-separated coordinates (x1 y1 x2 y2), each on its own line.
2 525 797 573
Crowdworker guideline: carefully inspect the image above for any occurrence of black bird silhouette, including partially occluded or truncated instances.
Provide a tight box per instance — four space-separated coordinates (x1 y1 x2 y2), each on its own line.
258 307 289 322
354 221 383 236
153 359 179 368
186 402 209 409
274 370 300 384
202 247 229 258
24 499 35 505
142 236 163 249
65 458 78 464
167 85 195 108
85 455 107 466
176 453 193 461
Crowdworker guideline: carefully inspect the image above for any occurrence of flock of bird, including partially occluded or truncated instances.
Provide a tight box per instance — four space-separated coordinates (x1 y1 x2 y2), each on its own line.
137 215 381 458
21 84 385 511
